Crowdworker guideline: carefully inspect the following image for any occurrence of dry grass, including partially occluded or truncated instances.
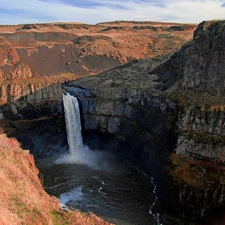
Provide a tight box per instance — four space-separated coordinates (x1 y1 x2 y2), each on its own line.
168 153 225 189
167 89 225 112
0 73 78 87
0 134 21 150
0 133 114 225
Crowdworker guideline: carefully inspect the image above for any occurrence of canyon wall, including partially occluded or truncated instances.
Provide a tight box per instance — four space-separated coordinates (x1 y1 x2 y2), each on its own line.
63 20 225 223
63 60 178 206
149 20 225 222
0 21 195 158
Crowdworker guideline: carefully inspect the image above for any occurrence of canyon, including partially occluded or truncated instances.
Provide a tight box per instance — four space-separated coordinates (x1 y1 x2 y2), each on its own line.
0 21 196 156
1 19 225 225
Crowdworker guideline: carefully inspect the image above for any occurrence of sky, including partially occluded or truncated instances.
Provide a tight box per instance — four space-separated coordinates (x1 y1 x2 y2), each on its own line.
0 0 224 25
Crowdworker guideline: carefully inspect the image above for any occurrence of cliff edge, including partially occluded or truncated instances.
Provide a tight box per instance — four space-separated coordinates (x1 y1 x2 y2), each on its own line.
0 133 113 225
63 20 225 223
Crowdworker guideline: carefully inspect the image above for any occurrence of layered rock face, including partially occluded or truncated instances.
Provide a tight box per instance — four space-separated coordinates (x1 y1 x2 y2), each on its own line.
176 108 225 163
148 20 225 222
0 82 62 119
64 86 175 134
63 20 225 223
0 21 195 156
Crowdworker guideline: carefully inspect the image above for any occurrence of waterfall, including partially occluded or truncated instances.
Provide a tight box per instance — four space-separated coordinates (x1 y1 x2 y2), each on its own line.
62 92 83 156
58 92 116 170
57 91 103 167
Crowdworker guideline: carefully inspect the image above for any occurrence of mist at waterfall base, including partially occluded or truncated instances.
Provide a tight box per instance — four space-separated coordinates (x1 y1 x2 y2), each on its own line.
55 92 112 170
37 92 160 225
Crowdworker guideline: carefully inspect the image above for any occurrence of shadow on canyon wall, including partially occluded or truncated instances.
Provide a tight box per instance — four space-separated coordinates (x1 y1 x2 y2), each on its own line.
0 82 68 158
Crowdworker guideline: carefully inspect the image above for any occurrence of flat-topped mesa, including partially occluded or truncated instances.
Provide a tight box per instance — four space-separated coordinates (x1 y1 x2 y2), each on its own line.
0 21 197 33
0 20 196 83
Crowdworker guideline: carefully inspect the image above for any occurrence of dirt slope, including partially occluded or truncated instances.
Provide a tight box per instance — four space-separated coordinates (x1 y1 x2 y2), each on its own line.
0 133 113 225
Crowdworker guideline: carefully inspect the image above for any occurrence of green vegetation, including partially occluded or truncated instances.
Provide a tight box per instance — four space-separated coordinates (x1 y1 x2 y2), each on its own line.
10 197 47 224
180 130 225 145
167 89 225 112
10 197 30 219
51 210 71 225
168 153 225 189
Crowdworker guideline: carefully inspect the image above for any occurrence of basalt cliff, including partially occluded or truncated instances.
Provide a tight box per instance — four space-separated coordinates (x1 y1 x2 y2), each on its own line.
0 21 196 158
1 19 225 225
62 20 225 224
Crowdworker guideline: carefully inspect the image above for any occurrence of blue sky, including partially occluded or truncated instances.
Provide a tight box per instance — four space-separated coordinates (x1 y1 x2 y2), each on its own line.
0 0 224 25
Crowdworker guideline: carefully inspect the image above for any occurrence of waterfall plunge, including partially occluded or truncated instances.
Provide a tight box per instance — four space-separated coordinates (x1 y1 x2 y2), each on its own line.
63 92 83 156
56 92 111 170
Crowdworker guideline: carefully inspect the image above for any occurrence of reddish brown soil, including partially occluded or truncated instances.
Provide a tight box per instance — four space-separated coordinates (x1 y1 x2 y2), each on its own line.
0 134 113 225
0 21 197 80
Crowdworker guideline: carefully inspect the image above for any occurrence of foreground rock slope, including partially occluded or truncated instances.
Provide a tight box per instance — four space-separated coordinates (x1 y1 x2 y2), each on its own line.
0 133 113 225
0 134 58 225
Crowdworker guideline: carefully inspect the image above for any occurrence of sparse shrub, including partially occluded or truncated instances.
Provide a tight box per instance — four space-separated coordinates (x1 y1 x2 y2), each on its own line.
0 134 21 151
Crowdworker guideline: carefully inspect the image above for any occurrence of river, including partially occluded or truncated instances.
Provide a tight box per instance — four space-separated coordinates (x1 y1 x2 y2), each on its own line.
37 152 160 225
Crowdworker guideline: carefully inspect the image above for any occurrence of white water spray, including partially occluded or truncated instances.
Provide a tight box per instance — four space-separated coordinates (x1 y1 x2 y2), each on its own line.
62 92 83 156
55 92 112 170
149 177 162 225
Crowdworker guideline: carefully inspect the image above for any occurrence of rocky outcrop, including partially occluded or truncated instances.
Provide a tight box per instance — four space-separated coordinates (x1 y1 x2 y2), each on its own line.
61 20 225 224
172 20 225 96
0 133 60 225
147 20 225 222
0 133 113 224
1 62 32 81
0 36 19 66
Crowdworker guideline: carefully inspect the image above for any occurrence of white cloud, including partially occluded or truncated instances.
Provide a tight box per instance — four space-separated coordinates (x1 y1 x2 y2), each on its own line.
0 0 224 25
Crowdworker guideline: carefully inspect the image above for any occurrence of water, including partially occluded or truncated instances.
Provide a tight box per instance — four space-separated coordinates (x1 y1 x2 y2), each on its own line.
62 92 83 156
37 156 159 225
37 92 161 224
